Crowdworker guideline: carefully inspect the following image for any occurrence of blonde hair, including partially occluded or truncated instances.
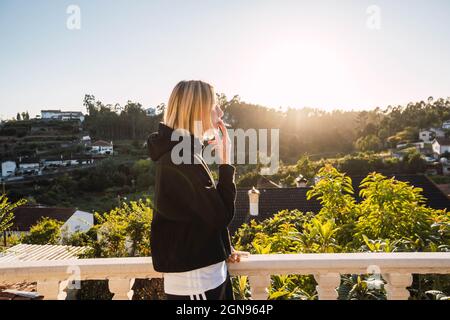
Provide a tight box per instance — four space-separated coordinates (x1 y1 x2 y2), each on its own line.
164 80 215 139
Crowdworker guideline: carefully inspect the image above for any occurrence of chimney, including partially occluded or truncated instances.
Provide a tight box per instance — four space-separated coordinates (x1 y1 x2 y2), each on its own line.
248 186 260 216
295 174 308 188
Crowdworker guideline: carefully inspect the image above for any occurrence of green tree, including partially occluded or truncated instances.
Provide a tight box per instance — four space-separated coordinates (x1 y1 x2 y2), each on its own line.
355 135 383 152
21 217 63 245
403 151 426 174
62 199 161 300
131 159 155 191
0 194 26 234
88 199 153 257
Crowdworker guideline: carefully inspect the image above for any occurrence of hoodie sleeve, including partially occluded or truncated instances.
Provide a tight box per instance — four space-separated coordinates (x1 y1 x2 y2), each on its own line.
158 161 236 233
221 228 233 257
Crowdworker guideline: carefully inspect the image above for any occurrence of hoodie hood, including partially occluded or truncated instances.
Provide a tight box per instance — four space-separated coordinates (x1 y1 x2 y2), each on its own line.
147 122 204 161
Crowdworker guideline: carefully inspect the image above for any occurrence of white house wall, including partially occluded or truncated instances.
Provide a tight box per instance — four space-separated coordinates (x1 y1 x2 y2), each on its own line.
1 161 16 177
432 142 441 155
61 210 94 235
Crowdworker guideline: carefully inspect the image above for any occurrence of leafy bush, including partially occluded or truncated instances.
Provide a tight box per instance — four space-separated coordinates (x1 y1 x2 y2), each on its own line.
232 165 450 300
21 217 63 245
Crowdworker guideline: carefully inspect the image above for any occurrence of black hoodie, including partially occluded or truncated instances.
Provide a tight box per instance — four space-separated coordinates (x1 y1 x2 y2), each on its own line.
147 122 236 273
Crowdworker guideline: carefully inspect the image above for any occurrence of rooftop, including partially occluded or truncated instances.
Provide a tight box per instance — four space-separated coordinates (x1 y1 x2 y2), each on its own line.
92 140 113 147
41 110 83 115
0 244 87 263
230 174 450 233
10 206 76 231
434 137 450 145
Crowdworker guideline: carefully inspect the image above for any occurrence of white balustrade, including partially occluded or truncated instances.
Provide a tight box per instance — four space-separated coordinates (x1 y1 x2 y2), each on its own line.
1 253 449 300
109 278 135 300
314 273 341 300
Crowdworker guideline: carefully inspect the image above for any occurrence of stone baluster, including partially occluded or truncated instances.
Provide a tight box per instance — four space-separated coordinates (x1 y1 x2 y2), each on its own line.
37 280 67 300
109 278 135 300
383 273 412 300
248 275 270 300
314 273 341 300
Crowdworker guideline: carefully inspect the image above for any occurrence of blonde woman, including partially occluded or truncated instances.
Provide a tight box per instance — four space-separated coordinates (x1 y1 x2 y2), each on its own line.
147 80 248 300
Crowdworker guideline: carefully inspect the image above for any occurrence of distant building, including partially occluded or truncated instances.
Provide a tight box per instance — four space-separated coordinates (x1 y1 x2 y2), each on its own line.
419 130 435 143
432 138 450 156
145 107 156 116
42 158 64 167
295 175 308 188
41 110 85 122
18 159 40 175
1 161 16 178
396 142 425 152
42 157 94 168
81 135 91 146
91 140 113 155
7 206 94 237
420 128 446 143
431 127 446 138
443 120 450 130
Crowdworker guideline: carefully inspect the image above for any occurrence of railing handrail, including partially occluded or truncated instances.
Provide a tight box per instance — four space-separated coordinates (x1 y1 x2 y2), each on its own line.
2 252 450 283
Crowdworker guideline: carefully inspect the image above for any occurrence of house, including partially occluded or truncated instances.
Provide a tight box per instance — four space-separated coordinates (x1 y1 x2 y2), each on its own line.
420 128 446 143
229 174 450 233
431 127 446 138
419 130 435 143
42 158 64 167
1 161 16 178
81 135 91 146
145 107 156 116
6 206 94 237
41 110 85 122
443 120 450 130
432 138 450 156
295 174 308 187
91 140 113 155
42 157 94 168
18 159 40 175
396 142 425 150
230 186 321 233
73 157 94 165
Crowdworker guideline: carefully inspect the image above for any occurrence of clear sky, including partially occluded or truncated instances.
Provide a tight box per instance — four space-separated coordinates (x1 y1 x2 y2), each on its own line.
1 0 450 119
